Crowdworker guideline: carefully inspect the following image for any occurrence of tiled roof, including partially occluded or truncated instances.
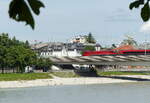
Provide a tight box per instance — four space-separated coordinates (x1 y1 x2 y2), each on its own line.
114 45 135 50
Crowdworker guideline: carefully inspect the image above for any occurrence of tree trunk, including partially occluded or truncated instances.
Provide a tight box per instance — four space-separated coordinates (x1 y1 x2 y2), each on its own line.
2 67 4 74
13 67 15 73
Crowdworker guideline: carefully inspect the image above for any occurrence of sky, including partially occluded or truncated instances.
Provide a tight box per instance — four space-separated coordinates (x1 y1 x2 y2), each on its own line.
0 0 150 46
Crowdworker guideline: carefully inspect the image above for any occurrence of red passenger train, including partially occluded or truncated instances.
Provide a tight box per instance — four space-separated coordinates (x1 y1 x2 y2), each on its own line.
82 49 150 56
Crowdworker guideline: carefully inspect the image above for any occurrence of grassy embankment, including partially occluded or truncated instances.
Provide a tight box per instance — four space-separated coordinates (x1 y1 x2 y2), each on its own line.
0 71 150 81
0 73 52 81
51 71 80 78
51 71 150 77
97 71 150 76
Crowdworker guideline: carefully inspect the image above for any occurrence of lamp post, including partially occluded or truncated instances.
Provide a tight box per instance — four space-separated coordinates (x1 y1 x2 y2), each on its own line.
144 40 147 55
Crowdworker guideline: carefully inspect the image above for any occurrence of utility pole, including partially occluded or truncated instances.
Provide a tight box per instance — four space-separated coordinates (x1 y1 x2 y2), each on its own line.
144 39 147 55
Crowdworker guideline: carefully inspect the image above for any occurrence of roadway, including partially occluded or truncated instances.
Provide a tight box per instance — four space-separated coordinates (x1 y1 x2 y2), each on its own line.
50 55 150 66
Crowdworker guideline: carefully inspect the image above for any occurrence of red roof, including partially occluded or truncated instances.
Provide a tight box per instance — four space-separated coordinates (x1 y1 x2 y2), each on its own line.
114 45 135 51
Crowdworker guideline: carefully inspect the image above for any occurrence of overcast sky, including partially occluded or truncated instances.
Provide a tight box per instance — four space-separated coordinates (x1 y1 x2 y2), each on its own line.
0 0 149 46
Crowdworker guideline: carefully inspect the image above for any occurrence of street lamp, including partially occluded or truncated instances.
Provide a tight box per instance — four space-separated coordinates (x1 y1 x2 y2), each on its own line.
144 40 147 55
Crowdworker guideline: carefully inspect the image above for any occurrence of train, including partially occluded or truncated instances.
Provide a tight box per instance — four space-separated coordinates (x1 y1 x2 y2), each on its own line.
82 49 150 56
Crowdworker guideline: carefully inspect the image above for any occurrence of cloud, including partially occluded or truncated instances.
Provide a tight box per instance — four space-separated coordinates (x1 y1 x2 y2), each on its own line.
140 20 150 33
105 8 137 22
105 15 136 22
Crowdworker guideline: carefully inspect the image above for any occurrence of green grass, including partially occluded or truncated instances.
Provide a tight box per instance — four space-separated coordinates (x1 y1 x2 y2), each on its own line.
0 73 52 81
52 71 150 77
51 72 80 78
1 71 149 81
97 71 150 76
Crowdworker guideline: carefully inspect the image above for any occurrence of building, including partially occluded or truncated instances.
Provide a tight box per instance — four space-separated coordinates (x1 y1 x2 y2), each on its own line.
31 42 85 57
114 45 135 51
95 44 101 51
70 35 87 44
137 42 150 50
31 42 102 57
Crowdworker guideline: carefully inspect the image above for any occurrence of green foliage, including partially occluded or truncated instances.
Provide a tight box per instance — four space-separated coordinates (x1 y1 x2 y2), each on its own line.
121 35 137 46
129 0 144 9
36 58 52 71
84 45 95 51
86 32 96 44
9 0 44 29
52 72 79 78
111 44 117 49
98 71 150 76
0 33 37 73
27 0 45 15
130 0 150 22
0 73 52 81
141 2 150 21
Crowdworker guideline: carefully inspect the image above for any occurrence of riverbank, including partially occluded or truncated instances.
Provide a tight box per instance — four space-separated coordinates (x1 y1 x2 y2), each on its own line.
0 73 52 81
0 76 139 88
0 71 150 88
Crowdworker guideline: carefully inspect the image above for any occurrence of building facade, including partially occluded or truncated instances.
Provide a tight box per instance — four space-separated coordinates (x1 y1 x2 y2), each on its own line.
31 42 85 57
70 35 87 44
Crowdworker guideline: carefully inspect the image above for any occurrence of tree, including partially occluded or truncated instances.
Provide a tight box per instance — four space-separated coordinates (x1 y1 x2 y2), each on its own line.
130 0 150 22
0 46 7 73
36 58 52 72
0 33 38 73
16 46 37 72
121 35 137 46
84 45 96 51
8 0 45 29
86 32 96 44
111 44 117 49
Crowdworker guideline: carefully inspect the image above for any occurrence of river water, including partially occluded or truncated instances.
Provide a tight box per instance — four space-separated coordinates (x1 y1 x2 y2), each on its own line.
0 82 150 103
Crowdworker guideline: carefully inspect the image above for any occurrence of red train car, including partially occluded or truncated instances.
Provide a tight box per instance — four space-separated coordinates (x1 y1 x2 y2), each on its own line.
82 50 118 56
82 49 150 56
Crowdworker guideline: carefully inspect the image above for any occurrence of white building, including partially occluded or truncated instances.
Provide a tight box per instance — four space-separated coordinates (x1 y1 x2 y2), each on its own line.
38 42 83 57
40 48 81 57
95 44 101 51
32 42 101 58
70 35 87 44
